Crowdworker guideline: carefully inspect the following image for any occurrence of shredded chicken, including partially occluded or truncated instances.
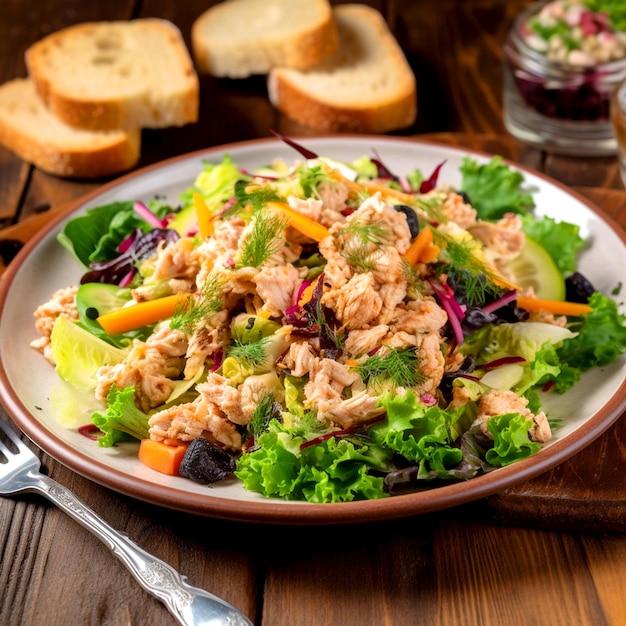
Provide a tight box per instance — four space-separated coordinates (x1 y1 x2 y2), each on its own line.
30 285 79 361
469 213 526 260
96 326 188 412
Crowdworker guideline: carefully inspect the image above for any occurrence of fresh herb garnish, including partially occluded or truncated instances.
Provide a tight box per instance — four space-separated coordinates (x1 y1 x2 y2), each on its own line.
170 271 224 335
357 347 425 389
227 336 271 369
236 210 289 268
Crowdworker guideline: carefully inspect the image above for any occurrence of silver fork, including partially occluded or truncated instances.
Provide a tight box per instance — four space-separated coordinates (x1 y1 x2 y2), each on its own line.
0 420 254 626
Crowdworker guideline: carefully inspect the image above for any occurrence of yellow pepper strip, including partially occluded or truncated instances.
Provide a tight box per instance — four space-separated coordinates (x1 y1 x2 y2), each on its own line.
404 227 433 266
516 296 593 316
266 201 331 242
97 293 193 335
193 192 214 239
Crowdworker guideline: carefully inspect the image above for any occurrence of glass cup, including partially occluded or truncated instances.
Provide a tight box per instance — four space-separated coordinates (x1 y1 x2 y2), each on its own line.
503 1 626 156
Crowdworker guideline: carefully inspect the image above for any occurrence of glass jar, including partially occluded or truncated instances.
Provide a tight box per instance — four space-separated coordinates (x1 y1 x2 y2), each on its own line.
611 80 626 185
503 1 626 156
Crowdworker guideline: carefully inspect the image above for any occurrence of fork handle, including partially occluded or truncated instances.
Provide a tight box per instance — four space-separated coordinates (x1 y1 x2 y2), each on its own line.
29 471 253 626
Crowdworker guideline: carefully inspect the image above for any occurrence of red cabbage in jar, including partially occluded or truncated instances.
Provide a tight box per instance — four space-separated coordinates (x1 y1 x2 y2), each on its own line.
503 0 626 155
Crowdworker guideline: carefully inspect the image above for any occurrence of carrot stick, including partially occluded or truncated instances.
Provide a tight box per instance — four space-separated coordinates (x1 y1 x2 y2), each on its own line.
97 293 192 335
193 192 214 239
138 439 188 475
419 244 440 264
516 296 593 316
266 201 331 242
404 227 433 265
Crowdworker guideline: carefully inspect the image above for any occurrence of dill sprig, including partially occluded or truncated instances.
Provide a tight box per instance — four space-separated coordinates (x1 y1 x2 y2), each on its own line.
357 347 425 389
337 220 389 273
227 337 270 369
234 180 282 213
236 210 289 268
170 272 224 335
435 233 504 306
247 392 280 440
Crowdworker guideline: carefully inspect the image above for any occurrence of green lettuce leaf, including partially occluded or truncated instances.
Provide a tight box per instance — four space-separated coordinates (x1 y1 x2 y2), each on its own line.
556 291 626 370
485 413 541 466
57 200 170 268
235 420 391 502
91 385 149 448
459 156 535 220
369 391 465 472
182 154 244 212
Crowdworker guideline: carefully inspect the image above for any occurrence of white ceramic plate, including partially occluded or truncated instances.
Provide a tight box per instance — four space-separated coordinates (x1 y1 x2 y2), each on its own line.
1 136 625 524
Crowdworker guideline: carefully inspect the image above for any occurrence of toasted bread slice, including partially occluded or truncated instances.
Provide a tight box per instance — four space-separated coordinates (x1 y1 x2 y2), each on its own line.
267 4 417 133
0 78 140 178
191 0 338 78
25 19 199 131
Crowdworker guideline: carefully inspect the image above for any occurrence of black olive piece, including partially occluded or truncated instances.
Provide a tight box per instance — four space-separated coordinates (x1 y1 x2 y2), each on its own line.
393 205 420 239
179 437 237 484
456 190 472 205
0 238 23 265
565 271 597 303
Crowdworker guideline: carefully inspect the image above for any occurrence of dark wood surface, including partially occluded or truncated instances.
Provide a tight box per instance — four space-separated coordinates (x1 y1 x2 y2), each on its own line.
1 1 626 625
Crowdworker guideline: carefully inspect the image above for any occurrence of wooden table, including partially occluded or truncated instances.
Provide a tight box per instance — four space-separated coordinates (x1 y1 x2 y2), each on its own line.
1 1 625 625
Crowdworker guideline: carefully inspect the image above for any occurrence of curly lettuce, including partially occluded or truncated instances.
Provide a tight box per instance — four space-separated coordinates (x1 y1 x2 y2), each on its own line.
235 419 391 502
91 385 149 448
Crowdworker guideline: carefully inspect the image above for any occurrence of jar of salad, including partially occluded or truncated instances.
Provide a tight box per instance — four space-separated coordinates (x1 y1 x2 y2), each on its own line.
611 78 626 184
503 0 626 155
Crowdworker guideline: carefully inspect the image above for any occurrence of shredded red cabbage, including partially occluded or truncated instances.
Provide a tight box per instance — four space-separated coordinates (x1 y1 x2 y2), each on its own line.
420 160 447 193
80 228 179 285
269 129 318 159
482 356 526 370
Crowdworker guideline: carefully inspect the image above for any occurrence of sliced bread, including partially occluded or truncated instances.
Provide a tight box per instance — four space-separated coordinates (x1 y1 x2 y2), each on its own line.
0 78 140 178
267 4 417 133
191 0 338 78
25 19 199 131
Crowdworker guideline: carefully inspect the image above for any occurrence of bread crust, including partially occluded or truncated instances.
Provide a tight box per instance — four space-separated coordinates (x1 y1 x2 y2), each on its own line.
268 73 416 133
0 79 140 178
267 4 417 133
26 19 199 131
191 0 338 77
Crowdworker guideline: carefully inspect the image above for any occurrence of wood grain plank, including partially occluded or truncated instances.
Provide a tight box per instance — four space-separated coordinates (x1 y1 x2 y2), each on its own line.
433 517 607 626
581 534 626 625
261 518 440 626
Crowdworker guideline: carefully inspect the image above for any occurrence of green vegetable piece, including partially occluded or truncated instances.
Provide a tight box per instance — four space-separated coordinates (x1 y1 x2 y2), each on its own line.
485 413 541 467
556 291 626 370
50 316 127 392
231 313 281 343
460 156 535 220
371 391 464 471
91 385 149 448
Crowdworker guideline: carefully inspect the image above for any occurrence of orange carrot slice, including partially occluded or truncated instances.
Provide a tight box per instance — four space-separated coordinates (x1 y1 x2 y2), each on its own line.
404 227 433 265
97 293 192 335
138 439 188 476
516 296 593 316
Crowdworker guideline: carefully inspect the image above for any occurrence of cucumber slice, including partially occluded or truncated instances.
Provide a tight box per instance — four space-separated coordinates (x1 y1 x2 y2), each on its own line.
76 283 131 320
506 237 565 300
